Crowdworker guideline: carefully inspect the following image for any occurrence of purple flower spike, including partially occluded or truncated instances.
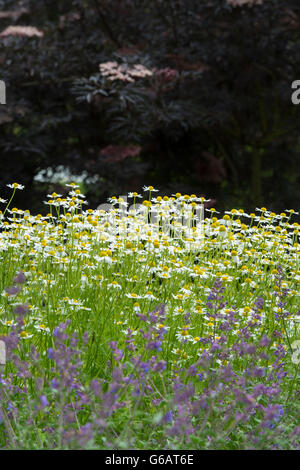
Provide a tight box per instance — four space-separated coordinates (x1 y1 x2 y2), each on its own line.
259 335 271 347
14 304 29 316
5 285 21 296
40 395 49 408
47 348 55 360
152 360 167 372
51 378 60 389
13 271 27 284
164 410 173 423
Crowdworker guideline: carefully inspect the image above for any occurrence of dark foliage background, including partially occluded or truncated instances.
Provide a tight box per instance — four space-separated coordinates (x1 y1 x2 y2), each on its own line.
0 0 299 215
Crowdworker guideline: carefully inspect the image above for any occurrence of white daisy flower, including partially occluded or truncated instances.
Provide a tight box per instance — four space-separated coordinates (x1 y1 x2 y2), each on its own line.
142 186 159 192
7 183 24 190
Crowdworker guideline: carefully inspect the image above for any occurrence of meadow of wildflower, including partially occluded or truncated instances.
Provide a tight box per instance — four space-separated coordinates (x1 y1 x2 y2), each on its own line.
0 182 299 450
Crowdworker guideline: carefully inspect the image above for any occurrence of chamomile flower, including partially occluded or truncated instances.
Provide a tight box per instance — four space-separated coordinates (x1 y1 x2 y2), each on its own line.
128 192 142 198
1 319 17 327
107 281 122 289
65 182 80 188
173 307 185 316
142 185 159 192
19 331 33 339
7 183 24 190
126 293 143 299
34 324 50 333
143 291 158 300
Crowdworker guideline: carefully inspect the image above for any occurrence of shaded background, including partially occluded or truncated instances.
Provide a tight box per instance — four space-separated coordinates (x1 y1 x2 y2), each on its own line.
0 0 299 217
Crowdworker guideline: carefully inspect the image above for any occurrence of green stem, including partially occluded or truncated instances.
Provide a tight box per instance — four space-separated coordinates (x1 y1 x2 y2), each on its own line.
3 188 16 218
285 362 300 405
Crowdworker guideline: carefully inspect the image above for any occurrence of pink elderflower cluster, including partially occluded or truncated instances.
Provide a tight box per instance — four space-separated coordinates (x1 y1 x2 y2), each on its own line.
99 144 141 163
99 61 153 83
153 67 179 83
59 12 81 29
227 0 265 6
150 67 179 94
0 9 28 21
0 26 44 38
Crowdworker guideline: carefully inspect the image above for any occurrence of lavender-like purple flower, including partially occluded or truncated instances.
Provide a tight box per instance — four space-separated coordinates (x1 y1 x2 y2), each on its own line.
5 285 21 296
40 395 49 408
13 271 26 284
